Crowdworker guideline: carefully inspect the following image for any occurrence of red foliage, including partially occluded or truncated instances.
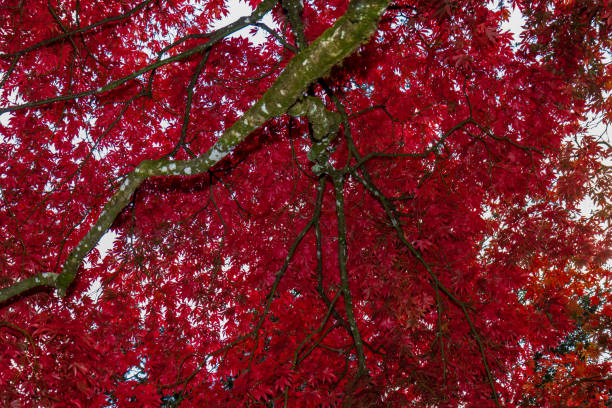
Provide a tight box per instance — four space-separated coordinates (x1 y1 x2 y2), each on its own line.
0 0 610 406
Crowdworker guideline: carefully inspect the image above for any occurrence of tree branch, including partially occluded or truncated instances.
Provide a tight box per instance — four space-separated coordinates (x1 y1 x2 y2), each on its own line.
1 0 156 59
333 175 368 376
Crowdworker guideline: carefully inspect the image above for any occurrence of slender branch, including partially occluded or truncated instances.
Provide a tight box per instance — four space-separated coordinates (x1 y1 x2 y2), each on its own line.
166 50 210 158
1 0 156 59
1 0 278 115
147 9 280 93
253 22 298 53
289 125 317 180
281 0 308 50
213 56 284 84
47 0 79 54
1 46 201 114
434 282 447 384
462 83 543 155
212 174 251 219
282 292 341 406
350 118 472 170
0 321 39 382
51 197 95 274
0 55 19 89
347 103 386 118
461 303 501 406
209 183 227 287
159 334 250 390
0 321 36 352
333 175 367 375
473 121 544 155
249 177 326 368
598 139 612 150
295 303 341 366
284 320 340 407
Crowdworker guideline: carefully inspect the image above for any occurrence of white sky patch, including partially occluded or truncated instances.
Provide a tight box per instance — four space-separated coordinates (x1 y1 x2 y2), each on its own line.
86 230 117 302
580 114 611 217
0 89 23 127
0 112 11 127
501 4 526 45
97 230 117 259
85 277 103 303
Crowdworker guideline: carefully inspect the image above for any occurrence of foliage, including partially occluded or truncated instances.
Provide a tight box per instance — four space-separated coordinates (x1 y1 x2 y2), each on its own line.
0 0 610 406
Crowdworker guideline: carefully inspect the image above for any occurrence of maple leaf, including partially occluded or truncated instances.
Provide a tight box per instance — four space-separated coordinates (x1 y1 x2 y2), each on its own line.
412 239 432 252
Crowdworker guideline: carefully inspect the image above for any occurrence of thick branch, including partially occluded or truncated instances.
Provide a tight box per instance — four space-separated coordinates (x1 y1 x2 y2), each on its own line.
0 273 59 303
0 0 391 304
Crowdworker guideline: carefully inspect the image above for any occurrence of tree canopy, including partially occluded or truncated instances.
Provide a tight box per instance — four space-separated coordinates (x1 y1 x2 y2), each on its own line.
0 0 610 406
